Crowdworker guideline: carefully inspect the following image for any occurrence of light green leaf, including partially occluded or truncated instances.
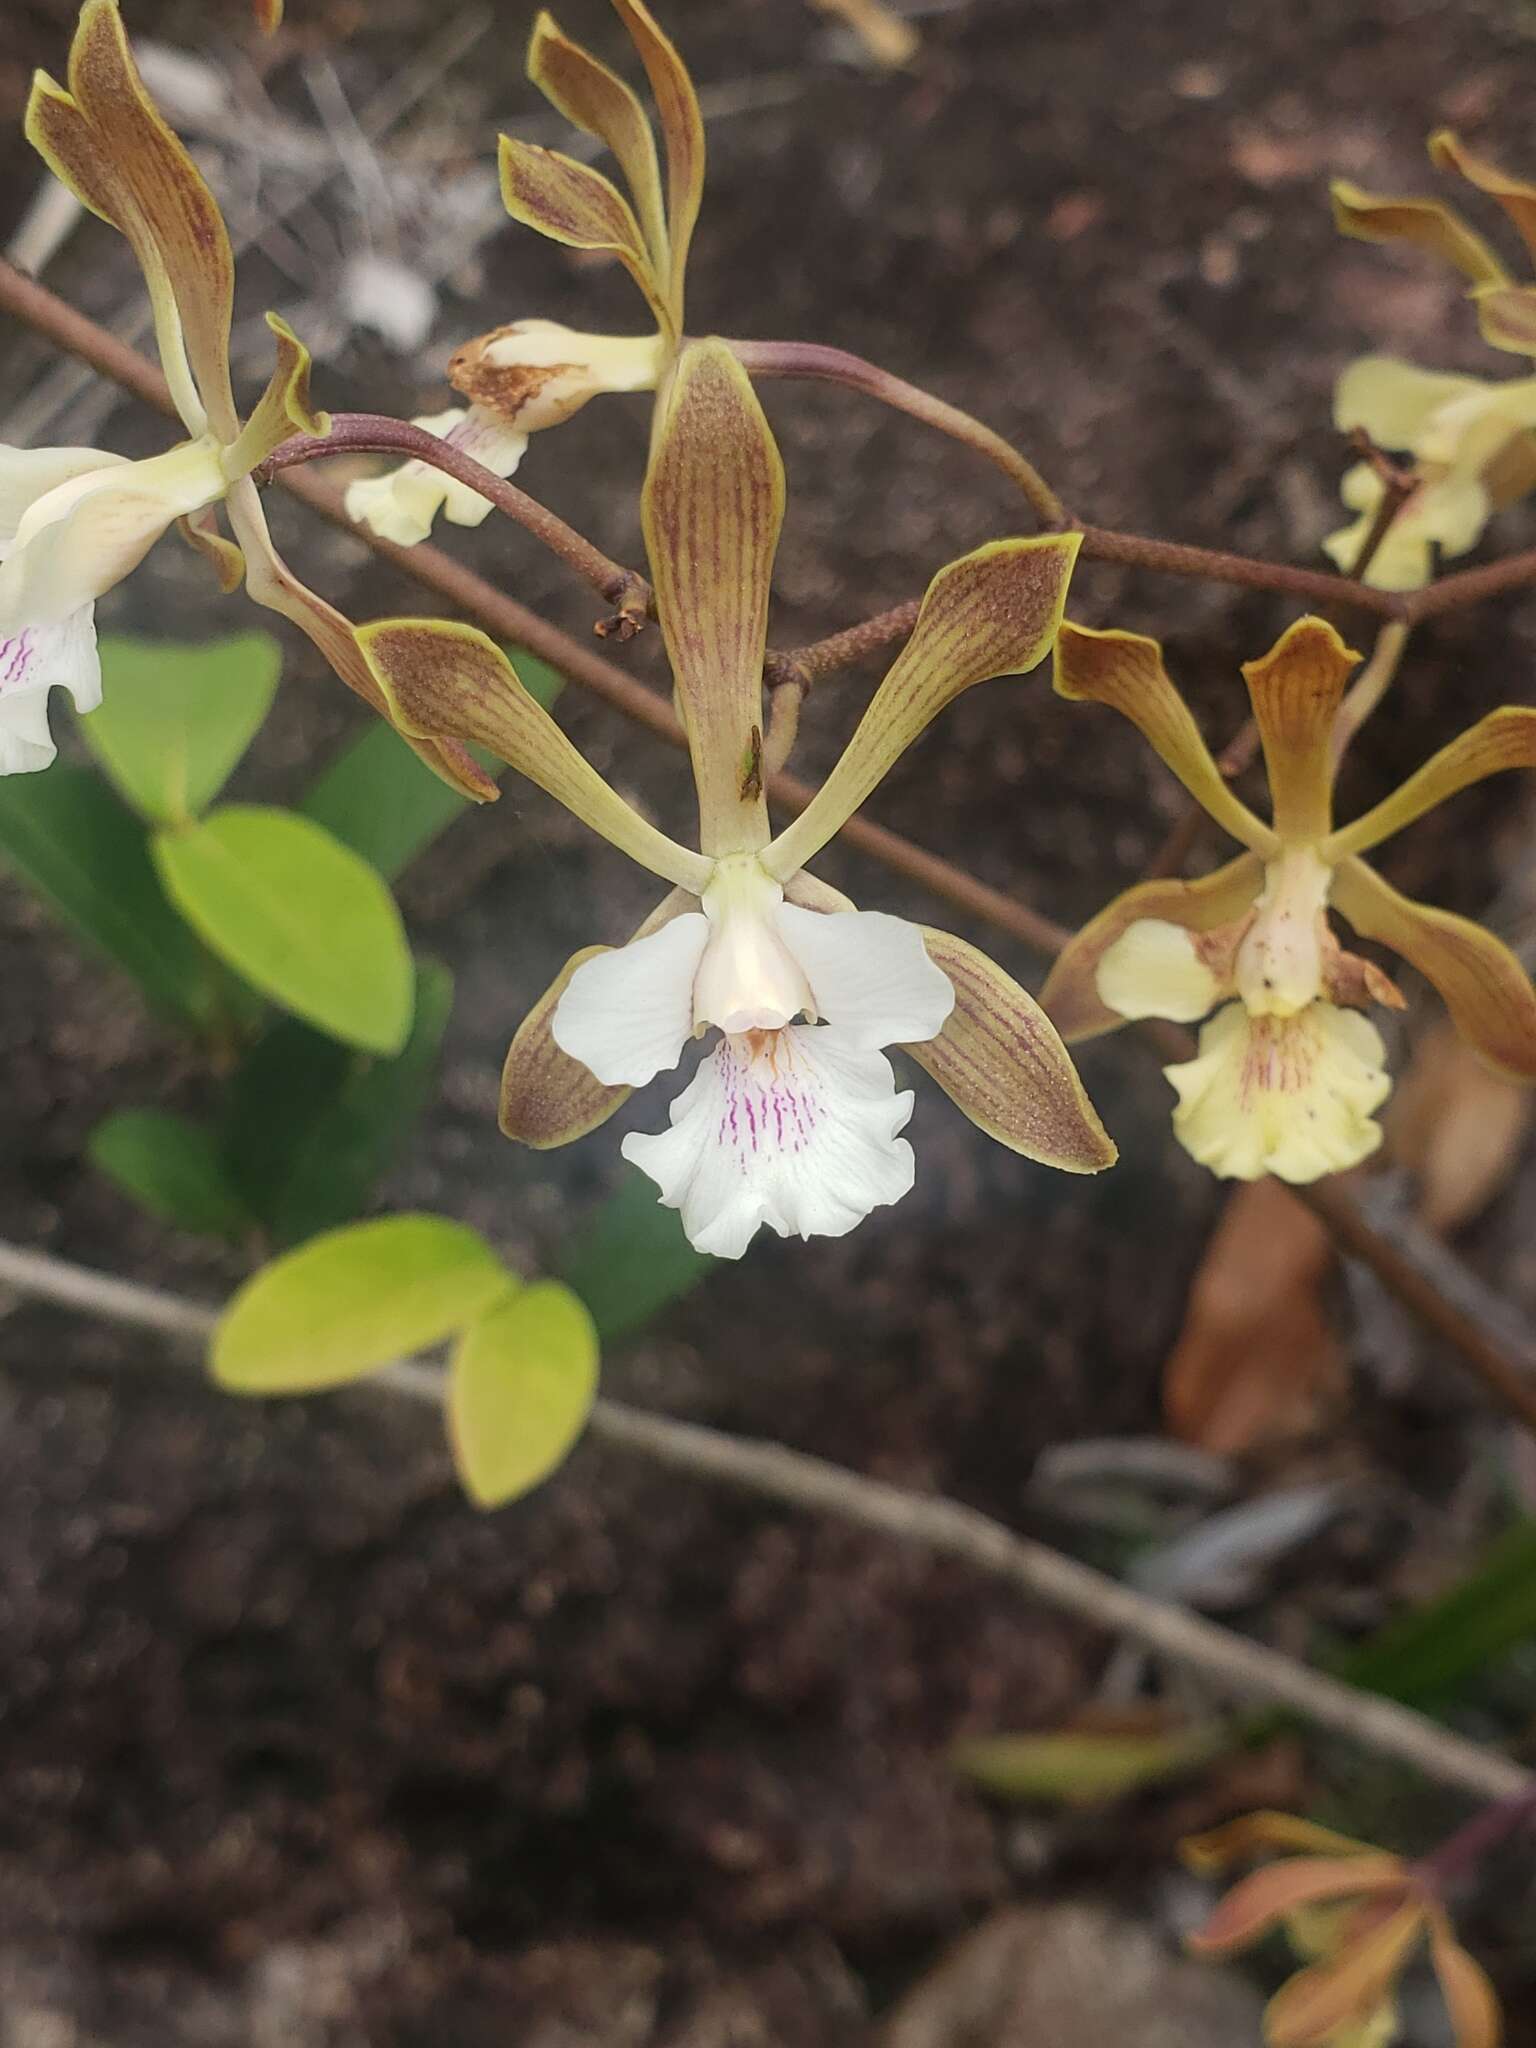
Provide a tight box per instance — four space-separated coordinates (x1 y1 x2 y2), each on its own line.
449 1280 599 1507
0 765 214 1025
561 1169 714 1339
301 650 559 880
89 1108 251 1241
222 960 453 1245
213 1212 508 1393
152 804 414 1053
80 633 281 824
953 1725 1230 1806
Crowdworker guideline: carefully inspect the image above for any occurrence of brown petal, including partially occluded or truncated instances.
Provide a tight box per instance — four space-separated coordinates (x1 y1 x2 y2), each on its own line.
501 946 632 1147
1039 855 1265 1042
1180 1811 1381 1876
642 339 783 859
220 312 331 480
176 507 245 593
1240 617 1359 842
1263 1902 1424 2048
764 534 1081 880
1187 1856 1407 1959
528 11 667 272
905 928 1116 1171
1053 622 1274 854
1331 176 1508 288
62 0 239 437
1427 1911 1504 2048
609 0 704 324
497 135 669 334
1332 856 1536 1079
1327 705 1536 858
1473 282 1536 355
1430 129 1536 266
358 615 709 888
223 478 495 802
500 886 694 1147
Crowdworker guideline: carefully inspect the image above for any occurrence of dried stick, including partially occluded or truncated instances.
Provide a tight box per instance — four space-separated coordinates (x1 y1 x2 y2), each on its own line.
1 262 1532 1427
0 1237 1527 1806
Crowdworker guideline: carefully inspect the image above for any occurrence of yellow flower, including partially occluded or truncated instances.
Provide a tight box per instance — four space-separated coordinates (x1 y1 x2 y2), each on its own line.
1323 356 1536 590
1182 1811 1502 2048
1042 616 1536 1182
348 1 695 545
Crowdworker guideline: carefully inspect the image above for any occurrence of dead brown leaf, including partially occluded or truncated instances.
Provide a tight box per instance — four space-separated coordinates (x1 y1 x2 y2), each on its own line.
1387 1021 1533 1235
1163 1180 1343 1455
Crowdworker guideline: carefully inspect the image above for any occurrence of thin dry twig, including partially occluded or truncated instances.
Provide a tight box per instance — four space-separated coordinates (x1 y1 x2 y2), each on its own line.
0 1237 1527 1806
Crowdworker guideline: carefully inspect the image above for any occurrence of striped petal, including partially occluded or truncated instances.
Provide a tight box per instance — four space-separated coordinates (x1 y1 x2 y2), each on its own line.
1332 856 1536 1080
1430 129 1536 266
1187 1855 1407 1958
904 927 1116 1170
764 534 1080 881
0 606 101 774
30 1 239 438
1040 855 1265 1042
1330 176 1508 288
501 946 632 1148
224 478 495 803
1241 617 1359 843
497 135 670 334
1052 622 1275 855
357 616 709 888
1327 704 1536 858
643 340 784 859
610 0 704 325
528 11 667 272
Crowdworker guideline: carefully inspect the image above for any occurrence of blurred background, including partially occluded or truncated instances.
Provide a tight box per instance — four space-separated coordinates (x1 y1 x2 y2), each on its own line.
3 0 1536 2039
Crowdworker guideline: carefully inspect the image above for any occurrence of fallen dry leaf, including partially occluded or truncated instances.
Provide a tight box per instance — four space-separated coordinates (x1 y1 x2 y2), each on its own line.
1164 1180 1343 1455
808 0 920 67
1387 1021 1533 1235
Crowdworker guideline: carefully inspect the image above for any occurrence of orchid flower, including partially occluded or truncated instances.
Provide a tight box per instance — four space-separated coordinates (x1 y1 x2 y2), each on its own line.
1325 356 1536 591
1334 130 1536 358
1040 616 1536 1182
347 0 691 545
359 339 1114 1256
14 0 492 800
1183 1812 1501 2048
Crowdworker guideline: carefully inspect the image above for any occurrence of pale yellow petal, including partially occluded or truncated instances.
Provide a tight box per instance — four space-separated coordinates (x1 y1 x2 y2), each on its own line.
1166 1000 1390 1183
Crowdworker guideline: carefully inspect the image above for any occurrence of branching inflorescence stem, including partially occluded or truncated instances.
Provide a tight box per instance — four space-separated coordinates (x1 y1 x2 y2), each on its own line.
5 257 1536 1436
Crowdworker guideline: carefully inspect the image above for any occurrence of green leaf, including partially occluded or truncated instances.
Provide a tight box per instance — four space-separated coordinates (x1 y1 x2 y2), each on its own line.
301 648 559 880
153 804 414 1053
89 1108 251 1241
952 1725 1231 1806
213 1212 508 1393
449 1280 599 1506
0 765 213 1025
80 633 281 824
1337 1518 1536 1706
561 1169 714 1339
223 960 454 1244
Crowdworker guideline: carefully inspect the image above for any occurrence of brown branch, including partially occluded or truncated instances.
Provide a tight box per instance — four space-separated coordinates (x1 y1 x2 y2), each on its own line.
258 412 653 638
727 337 1067 528
0 1236 1527 1805
4 259 1535 1431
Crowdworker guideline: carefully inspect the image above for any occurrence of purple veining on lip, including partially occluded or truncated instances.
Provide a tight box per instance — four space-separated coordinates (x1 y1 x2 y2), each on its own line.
0 631 36 693
712 1032 821 1177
